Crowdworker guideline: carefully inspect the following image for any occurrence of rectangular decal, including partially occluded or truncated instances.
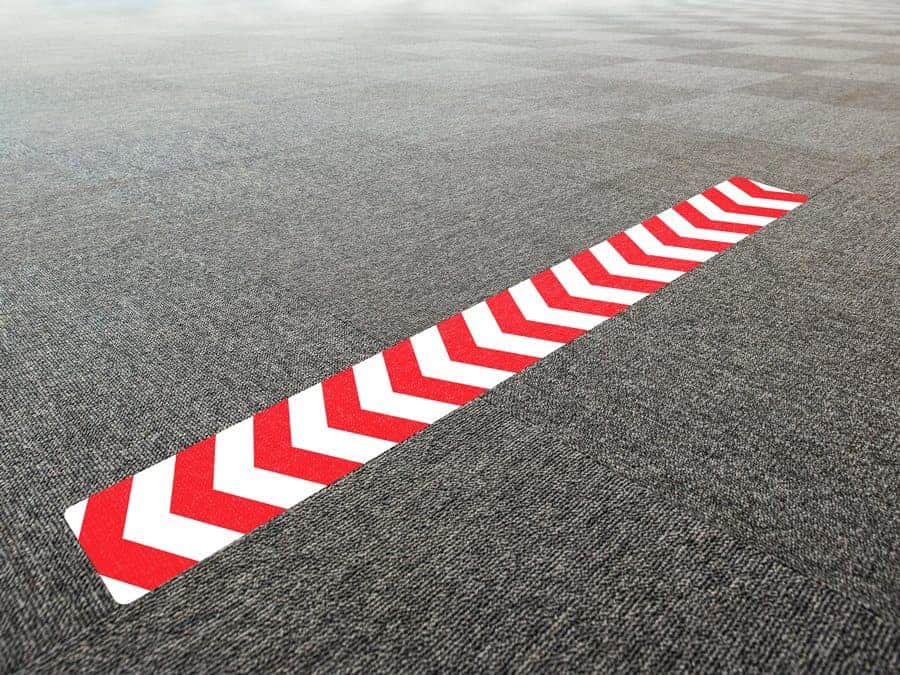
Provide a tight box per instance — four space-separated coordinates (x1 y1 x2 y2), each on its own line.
64 177 807 604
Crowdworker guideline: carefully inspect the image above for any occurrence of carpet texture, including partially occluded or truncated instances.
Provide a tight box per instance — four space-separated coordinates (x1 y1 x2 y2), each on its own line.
1 0 898 671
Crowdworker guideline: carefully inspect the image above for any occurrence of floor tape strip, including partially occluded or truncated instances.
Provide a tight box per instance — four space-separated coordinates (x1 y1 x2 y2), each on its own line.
65 177 807 603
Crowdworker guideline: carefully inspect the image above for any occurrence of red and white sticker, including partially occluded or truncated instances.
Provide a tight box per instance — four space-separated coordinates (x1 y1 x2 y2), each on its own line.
65 177 808 604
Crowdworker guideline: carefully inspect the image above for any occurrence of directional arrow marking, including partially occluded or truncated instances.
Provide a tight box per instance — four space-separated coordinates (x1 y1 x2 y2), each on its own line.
65 176 808 603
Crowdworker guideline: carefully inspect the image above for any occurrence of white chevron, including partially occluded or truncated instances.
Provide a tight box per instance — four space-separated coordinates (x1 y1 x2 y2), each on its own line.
657 207 745 244
64 498 88 537
122 457 243 560
625 224 715 262
462 301 563 358
717 179 798 211
213 418 325 509
551 259 647 305
353 353 458 424
410 326 514 388
688 193 774 227
508 279 606 330
589 240 683 283
750 178 792 194
288 384 394 464
101 575 150 604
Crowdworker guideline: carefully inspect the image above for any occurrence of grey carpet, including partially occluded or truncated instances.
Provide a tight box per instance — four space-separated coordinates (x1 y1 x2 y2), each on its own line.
1 0 898 671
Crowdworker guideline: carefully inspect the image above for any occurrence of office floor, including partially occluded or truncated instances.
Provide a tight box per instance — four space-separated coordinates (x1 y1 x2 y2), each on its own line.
2 0 898 670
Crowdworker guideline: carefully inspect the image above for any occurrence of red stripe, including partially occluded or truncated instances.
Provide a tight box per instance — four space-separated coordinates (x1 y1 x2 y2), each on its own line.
487 290 584 343
703 186 787 218
608 232 699 272
322 368 427 442
531 269 628 317
169 436 284 533
253 400 361 485
77 478 197 591
570 249 665 293
642 215 731 253
437 313 537 372
382 339 485 406
730 176 807 203
673 201 760 235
